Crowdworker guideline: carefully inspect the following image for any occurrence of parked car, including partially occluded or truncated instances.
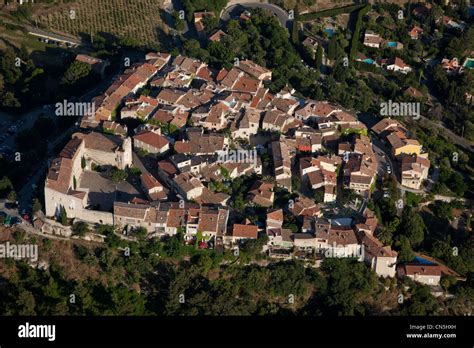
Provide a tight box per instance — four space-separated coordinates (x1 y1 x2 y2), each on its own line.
386 164 392 174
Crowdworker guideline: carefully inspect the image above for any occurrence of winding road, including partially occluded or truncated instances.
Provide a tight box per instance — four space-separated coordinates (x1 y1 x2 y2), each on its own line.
220 1 290 29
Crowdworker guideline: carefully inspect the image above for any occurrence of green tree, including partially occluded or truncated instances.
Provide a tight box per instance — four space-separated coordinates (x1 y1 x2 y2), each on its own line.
32 198 42 214
110 168 128 183
401 285 439 315
59 207 68 226
0 48 22 85
202 15 218 35
16 290 36 315
315 45 323 69
399 207 425 247
319 258 378 315
72 221 89 237
172 11 185 31
395 235 414 263
1 91 21 108
7 190 17 202
61 61 91 86
133 227 148 241
327 35 338 61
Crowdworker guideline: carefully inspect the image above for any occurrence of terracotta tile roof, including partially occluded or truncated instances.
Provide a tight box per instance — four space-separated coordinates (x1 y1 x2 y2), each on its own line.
236 60 271 80
248 181 274 207
409 26 423 38
173 172 204 193
290 196 320 217
398 264 443 277
196 65 216 82
219 68 242 88
59 138 83 159
46 157 72 193
208 29 227 42
371 118 403 135
102 121 127 136
130 197 150 205
157 89 186 104
194 187 230 205
175 133 225 155
133 130 169 150
153 109 174 124
73 132 121 153
267 209 284 222
114 201 149 219
314 102 340 117
158 160 178 177
233 75 260 94
315 226 359 246
232 224 258 239
140 173 163 191
364 31 382 45
386 57 409 69
198 210 220 233
166 208 186 228
334 111 357 123
271 97 299 113
358 230 397 258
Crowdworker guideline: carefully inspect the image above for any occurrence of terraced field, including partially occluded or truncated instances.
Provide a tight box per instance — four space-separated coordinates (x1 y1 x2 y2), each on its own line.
35 0 166 47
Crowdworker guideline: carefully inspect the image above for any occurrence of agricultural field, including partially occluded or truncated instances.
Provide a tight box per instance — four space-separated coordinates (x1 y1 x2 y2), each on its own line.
34 0 167 48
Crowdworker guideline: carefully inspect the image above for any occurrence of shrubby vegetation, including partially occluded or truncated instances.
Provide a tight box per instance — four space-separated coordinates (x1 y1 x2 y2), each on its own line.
3 240 467 316
0 46 47 110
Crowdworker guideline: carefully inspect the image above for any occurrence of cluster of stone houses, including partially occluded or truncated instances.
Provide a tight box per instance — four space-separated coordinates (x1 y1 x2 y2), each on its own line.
262 205 398 278
54 51 379 214
81 53 170 128
371 118 430 190
113 201 229 241
44 131 132 224
42 51 441 283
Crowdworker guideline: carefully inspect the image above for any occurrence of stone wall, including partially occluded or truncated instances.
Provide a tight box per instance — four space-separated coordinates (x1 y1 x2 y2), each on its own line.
76 208 113 225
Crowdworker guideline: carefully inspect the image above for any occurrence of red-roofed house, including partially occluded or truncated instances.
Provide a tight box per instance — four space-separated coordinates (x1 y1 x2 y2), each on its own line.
133 129 170 155
383 57 412 74
409 26 423 40
140 173 167 201
229 223 258 244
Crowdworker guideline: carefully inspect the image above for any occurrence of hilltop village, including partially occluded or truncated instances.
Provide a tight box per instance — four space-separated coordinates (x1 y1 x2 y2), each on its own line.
36 51 456 286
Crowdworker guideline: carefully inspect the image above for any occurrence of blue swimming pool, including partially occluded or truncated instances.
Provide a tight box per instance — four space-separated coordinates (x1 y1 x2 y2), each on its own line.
324 28 334 37
464 58 474 69
387 41 397 47
413 256 436 265
363 59 374 64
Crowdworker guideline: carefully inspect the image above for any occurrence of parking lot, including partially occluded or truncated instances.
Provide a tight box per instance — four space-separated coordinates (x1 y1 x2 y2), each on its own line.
0 117 23 156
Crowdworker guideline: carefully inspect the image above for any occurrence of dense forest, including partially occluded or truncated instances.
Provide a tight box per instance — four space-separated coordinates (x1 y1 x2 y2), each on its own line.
0 225 473 316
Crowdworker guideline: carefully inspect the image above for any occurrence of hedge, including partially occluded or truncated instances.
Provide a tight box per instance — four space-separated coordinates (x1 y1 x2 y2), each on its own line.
299 4 366 21
349 4 371 61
